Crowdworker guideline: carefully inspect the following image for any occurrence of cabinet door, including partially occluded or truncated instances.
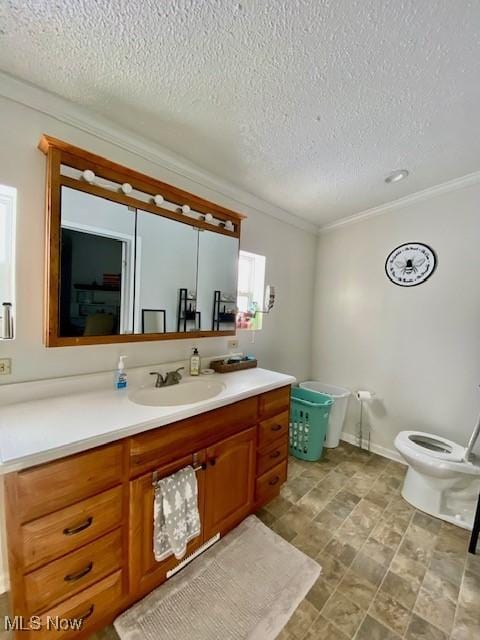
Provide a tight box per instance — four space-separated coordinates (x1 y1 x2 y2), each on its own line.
128 452 206 598
203 427 256 540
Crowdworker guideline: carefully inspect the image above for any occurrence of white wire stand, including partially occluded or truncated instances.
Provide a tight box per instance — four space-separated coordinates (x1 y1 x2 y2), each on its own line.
356 398 371 453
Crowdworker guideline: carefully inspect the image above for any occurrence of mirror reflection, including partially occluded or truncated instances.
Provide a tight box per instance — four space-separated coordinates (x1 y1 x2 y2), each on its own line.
197 231 239 331
60 187 135 337
134 211 198 334
59 187 239 337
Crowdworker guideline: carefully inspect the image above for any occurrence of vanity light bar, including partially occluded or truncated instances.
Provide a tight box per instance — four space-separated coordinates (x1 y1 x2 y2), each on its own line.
69 165 236 232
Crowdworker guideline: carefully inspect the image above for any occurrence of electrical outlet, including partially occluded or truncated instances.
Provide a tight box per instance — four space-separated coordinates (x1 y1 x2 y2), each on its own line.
0 358 12 375
227 339 239 350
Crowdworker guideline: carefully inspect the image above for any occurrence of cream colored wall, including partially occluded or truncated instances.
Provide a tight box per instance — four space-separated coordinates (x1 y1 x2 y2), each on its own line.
312 182 480 457
0 96 317 385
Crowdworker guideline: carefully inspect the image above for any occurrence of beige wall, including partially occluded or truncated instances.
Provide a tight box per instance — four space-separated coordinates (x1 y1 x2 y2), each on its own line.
312 182 480 457
0 96 317 385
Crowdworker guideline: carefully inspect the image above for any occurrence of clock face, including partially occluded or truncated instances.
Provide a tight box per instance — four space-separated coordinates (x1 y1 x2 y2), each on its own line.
385 243 436 287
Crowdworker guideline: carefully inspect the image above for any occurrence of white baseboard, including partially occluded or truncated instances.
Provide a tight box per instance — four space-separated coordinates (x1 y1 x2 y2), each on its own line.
341 431 406 465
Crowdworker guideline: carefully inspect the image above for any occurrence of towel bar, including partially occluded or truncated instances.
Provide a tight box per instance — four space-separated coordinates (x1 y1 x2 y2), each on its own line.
151 454 205 486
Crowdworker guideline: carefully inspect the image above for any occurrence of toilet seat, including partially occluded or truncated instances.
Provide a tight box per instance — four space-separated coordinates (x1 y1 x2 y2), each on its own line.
397 430 466 462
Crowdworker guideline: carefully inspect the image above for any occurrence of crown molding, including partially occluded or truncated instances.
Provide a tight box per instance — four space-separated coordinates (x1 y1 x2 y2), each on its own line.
319 170 480 233
0 71 317 234
5 71 479 238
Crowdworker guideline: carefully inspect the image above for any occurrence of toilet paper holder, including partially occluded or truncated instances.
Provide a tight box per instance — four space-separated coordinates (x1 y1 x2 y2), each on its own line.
355 390 375 453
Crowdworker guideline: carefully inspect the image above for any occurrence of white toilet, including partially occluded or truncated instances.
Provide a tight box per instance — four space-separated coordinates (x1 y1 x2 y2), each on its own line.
395 430 480 529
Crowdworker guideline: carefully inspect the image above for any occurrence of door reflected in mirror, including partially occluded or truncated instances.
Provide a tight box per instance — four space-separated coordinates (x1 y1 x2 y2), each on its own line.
59 187 135 337
197 231 239 331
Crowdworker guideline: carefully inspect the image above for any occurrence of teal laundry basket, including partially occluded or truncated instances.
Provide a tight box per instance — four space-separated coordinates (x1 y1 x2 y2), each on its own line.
289 387 334 461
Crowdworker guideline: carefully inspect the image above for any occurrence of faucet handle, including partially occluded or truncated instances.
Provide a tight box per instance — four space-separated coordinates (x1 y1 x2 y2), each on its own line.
170 367 184 383
149 371 165 386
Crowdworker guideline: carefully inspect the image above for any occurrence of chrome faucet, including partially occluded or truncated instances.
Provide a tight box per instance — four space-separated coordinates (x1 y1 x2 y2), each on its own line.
150 367 184 388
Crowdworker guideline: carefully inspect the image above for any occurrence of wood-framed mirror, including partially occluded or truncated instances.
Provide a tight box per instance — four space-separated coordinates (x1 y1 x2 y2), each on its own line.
39 136 244 347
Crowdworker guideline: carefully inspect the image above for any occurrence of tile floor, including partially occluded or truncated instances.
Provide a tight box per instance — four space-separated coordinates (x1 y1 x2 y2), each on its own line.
1 442 478 639
262 443 480 640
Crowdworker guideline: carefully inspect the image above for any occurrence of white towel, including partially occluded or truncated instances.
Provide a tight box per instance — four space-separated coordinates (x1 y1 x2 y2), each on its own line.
153 465 201 562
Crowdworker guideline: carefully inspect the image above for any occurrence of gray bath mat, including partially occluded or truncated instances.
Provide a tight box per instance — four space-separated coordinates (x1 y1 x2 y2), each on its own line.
114 515 321 640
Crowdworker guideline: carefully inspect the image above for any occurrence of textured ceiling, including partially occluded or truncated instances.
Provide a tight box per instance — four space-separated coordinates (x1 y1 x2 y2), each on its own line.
1 0 480 226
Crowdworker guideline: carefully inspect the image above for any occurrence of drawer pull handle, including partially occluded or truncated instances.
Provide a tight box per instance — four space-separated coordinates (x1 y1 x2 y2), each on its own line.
271 424 282 432
64 561 93 583
269 476 280 486
270 450 281 459
63 517 93 536
73 604 95 624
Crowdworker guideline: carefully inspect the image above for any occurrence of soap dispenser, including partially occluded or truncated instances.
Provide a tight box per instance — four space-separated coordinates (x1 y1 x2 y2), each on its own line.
190 347 200 376
114 355 128 390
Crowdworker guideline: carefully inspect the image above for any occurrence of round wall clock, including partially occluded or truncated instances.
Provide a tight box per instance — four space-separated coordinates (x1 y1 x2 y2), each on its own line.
385 242 437 287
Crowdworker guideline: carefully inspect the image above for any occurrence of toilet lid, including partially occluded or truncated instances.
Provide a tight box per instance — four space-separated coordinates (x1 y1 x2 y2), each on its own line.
402 431 466 462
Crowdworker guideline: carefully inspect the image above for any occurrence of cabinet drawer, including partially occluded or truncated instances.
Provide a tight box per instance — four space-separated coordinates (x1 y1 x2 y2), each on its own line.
257 439 288 477
21 486 123 570
129 397 257 477
32 570 123 639
12 442 124 522
258 386 291 419
255 460 288 505
258 410 289 449
24 529 123 613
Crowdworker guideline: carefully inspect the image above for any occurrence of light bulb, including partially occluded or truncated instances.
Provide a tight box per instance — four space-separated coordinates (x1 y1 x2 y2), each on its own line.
121 183 133 194
205 213 213 223
82 169 95 184
154 194 164 206
181 204 191 214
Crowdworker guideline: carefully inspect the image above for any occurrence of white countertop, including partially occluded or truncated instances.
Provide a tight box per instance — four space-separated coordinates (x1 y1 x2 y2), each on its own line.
0 367 295 473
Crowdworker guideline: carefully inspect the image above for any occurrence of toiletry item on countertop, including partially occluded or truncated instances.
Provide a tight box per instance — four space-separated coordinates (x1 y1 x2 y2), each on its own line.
210 356 258 373
190 347 200 376
114 355 128 390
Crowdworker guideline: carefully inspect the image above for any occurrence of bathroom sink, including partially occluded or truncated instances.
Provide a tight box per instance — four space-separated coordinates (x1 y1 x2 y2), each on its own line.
130 379 226 407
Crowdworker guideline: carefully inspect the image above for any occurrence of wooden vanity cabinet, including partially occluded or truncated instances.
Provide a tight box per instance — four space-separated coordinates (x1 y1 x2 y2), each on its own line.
3 385 291 638
128 426 257 597
203 427 256 540
128 451 207 598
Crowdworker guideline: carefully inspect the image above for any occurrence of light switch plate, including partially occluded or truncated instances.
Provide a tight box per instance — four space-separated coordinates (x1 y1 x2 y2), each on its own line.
227 339 239 350
0 358 12 375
